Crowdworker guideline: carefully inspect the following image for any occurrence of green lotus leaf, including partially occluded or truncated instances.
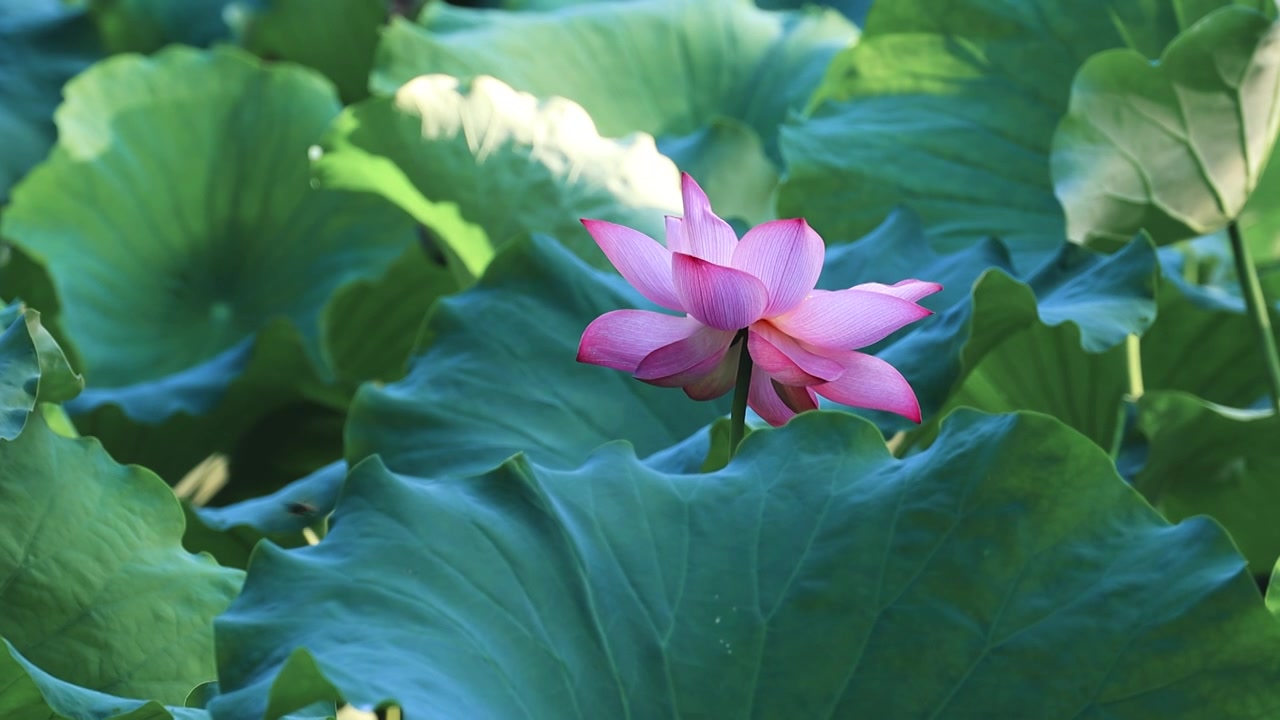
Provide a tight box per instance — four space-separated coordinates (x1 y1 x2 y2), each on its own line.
818 207 1011 312
870 237 1158 437
0 303 82 440
69 319 342 486
228 0 387 103
509 0 872 23
1140 268 1280 409
87 0 234 53
319 243 458 386
371 0 855 216
0 412 242 709
778 0 1271 270
0 3 101 202
0 641 214 719
656 116 778 227
214 409 1280 719
3 45 414 390
0 46 415 482
916 274 1128 452
755 0 871 23
184 460 346 569
346 233 730 478
313 73 682 278
1052 7 1280 249
1136 390 1280 573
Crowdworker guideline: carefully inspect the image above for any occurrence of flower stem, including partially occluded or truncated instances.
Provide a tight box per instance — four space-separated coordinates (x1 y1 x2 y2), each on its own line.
1228 220 1280 414
728 333 753 458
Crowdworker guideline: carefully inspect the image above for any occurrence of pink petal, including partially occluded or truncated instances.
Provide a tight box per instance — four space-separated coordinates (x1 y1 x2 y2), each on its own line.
682 340 741 401
731 218 825 316
814 351 922 423
665 216 689 254
680 173 737 265
581 219 682 311
853 279 944 303
635 324 736 381
771 288 933 350
577 310 701 372
672 253 768 331
747 366 812 427
747 322 844 386
774 380 819 415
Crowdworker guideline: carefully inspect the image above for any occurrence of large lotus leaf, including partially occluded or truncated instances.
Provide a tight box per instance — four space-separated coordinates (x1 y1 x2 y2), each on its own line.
215 409 1280 719
873 238 1159 435
371 0 855 214
319 243 458 386
0 411 242 707
69 319 344 486
817 208 1012 312
228 0 387 104
655 116 779 227
0 305 83 440
1052 7 1280 249
0 642 216 720
0 4 101 203
345 233 730 478
313 73 680 278
1140 270 1280 409
2 45 415 394
754 0 871 23
1136 390 1280 573
510 0 873 24
185 460 346 569
87 0 233 53
1238 145 1280 261
777 0 1271 270
918 274 1130 452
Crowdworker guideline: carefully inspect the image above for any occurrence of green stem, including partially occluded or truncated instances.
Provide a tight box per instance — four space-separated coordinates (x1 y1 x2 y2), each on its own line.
1228 221 1280 414
1125 333 1144 400
728 333 753 458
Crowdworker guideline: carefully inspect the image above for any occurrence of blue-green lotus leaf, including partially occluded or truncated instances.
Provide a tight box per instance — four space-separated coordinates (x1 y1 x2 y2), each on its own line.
1 46 415 485
88 0 234 53
346 233 731 479
212 410 1280 719
0 3 101 202
778 0 1272 270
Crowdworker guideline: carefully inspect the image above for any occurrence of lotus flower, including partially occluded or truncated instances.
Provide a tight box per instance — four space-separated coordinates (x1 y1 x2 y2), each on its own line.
577 173 941 426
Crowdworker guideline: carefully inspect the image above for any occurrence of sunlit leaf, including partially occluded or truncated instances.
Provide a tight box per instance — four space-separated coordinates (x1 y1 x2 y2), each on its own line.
1052 6 1280 248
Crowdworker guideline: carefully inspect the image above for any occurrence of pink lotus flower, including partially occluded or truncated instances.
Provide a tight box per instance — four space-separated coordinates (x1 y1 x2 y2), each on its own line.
577 173 940 427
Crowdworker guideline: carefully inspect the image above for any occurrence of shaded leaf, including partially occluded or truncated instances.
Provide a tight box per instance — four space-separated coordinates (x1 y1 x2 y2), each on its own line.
778 0 1269 269
0 4 101 202
185 461 346 569
345 233 730 479
1136 390 1280 573
214 410 1280 719
873 235 1158 435
88 0 233 53
229 0 388 103
0 304 81 440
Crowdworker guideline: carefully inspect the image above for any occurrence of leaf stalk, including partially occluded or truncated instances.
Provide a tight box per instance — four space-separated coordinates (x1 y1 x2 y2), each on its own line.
1228 221 1280 414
